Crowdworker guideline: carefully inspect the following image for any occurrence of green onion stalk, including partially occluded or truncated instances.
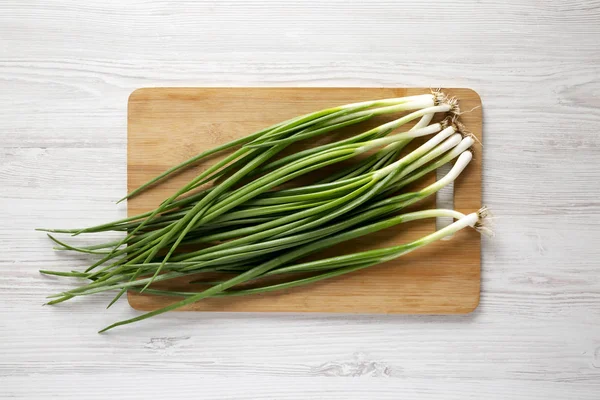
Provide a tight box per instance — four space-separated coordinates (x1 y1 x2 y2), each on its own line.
97 207 487 333
38 92 487 333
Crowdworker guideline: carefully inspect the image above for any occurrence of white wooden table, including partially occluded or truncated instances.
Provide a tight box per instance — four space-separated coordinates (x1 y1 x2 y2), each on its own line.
1 1 599 398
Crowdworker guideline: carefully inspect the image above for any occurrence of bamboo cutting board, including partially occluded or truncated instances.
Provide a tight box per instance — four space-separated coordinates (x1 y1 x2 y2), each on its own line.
127 87 482 314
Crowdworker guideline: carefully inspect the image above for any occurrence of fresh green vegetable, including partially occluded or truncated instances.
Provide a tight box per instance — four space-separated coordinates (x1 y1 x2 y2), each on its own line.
39 91 486 333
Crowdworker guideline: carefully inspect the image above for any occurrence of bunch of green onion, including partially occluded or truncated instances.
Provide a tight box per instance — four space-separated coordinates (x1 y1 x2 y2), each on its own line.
39 91 488 333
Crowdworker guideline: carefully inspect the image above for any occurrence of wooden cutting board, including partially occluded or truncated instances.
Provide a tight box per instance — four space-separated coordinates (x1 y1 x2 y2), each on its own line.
127 87 482 314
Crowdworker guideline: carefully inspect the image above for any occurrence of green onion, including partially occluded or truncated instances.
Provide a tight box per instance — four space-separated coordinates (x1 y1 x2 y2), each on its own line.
98 209 483 333
39 91 485 333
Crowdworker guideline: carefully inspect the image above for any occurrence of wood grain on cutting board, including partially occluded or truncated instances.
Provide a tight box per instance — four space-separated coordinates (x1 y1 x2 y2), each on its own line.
127 87 482 313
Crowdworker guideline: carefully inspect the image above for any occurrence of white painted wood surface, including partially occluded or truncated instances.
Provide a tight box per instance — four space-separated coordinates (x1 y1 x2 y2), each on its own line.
1 0 599 398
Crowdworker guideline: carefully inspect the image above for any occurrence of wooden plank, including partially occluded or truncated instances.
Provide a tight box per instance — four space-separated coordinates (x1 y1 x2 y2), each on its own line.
127 87 482 313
